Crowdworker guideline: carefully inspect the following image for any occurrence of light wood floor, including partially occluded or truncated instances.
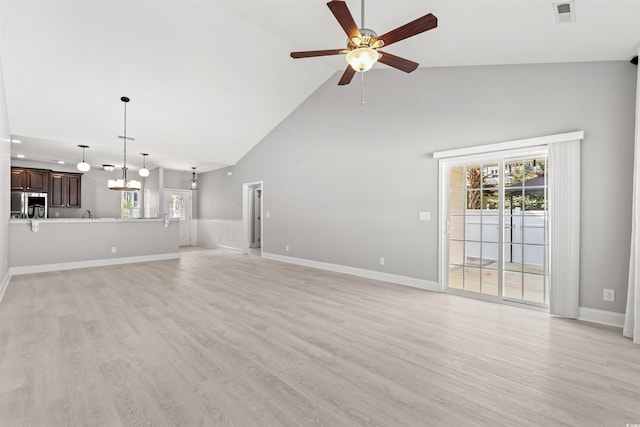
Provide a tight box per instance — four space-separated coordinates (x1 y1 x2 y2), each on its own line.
1 247 638 426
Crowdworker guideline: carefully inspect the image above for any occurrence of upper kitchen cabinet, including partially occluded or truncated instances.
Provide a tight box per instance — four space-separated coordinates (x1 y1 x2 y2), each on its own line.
11 168 49 192
50 172 82 208
10 168 24 190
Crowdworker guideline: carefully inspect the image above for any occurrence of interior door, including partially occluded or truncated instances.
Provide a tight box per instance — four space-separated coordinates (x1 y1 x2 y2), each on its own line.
164 190 192 246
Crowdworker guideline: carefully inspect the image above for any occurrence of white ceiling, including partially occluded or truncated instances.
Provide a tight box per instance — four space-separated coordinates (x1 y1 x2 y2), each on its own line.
1 0 639 173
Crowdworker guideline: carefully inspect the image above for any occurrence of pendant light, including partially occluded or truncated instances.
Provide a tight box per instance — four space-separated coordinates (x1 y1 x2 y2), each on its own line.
77 145 90 172
191 167 197 190
139 153 150 177
108 96 141 191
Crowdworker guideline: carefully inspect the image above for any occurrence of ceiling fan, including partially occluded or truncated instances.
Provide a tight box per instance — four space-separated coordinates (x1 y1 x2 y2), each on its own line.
290 0 438 86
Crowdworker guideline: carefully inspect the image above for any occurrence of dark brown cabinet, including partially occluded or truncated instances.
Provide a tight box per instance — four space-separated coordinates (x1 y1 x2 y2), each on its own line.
49 172 82 208
11 168 25 190
11 168 49 192
26 169 48 192
67 174 81 207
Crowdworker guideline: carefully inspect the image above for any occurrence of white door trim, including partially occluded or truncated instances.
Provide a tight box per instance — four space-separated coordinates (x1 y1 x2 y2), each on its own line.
433 130 583 159
242 181 263 254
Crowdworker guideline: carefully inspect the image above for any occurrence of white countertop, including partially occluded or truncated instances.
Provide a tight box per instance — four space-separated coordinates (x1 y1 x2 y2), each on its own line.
10 217 174 224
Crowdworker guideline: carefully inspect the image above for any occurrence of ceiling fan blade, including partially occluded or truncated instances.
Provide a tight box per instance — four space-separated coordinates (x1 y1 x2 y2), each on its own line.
291 49 344 59
327 0 361 40
377 13 437 47
337 66 356 86
377 51 419 73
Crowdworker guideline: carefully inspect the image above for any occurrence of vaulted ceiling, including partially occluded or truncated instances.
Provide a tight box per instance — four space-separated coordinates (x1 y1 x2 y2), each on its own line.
2 0 639 173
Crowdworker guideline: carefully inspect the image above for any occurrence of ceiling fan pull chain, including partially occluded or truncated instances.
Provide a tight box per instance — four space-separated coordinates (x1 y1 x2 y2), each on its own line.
361 71 365 106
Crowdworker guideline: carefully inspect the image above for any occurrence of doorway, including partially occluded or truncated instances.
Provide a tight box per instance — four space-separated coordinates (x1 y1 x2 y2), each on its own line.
242 181 263 255
442 149 549 307
164 189 193 246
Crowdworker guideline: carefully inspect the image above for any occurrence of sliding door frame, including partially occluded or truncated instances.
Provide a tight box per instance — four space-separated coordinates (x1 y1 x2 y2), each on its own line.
435 130 584 309
439 147 547 304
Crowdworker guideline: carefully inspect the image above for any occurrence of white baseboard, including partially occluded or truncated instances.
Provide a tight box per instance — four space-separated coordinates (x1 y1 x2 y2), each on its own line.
201 244 243 253
0 270 10 304
262 252 440 292
9 252 181 276
578 307 625 329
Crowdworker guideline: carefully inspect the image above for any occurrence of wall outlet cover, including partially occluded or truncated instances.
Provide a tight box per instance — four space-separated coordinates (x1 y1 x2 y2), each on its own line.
603 288 615 302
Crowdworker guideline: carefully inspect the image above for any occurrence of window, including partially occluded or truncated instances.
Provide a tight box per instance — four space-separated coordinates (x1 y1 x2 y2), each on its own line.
121 191 141 219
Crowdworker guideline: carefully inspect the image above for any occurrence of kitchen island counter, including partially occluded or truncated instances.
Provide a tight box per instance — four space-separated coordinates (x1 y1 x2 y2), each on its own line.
9 217 180 274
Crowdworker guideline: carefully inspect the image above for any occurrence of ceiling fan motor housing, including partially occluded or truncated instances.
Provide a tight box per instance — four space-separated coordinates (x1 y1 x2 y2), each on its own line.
349 28 381 50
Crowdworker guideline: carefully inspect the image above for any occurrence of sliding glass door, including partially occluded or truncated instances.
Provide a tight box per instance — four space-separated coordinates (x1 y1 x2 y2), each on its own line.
445 151 549 307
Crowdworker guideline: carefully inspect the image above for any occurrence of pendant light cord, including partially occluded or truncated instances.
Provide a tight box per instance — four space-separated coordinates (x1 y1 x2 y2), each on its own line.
123 99 127 180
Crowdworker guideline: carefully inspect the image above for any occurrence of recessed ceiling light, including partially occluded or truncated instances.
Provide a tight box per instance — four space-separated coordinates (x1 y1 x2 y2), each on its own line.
57 160 65 164
11 139 21 144
16 154 25 158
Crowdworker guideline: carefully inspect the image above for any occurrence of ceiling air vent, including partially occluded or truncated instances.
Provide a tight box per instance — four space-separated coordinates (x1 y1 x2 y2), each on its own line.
553 1 576 23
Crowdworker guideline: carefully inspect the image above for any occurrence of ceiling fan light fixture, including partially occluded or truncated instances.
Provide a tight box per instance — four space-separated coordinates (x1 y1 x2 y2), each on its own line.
346 47 380 72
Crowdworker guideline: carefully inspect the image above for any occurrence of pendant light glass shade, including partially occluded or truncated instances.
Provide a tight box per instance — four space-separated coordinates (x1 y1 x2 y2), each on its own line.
139 153 150 177
191 167 197 190
77 145 90 172
109 96 141 191
108 174 141 191
346 47 380 72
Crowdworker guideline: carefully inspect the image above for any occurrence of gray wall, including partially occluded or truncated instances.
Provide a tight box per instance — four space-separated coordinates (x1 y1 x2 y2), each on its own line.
0 33 10 283
144 167 160 218
198 61 637 314
9 219 179 268
164 168 194 191
198 167 236 219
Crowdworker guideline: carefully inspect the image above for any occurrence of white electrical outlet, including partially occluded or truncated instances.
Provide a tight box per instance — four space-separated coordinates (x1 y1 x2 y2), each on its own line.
603 289 615 302
379 257 385 266
285 245 290 252
55 212 59 217
111 246 117 254
419 211 431 221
